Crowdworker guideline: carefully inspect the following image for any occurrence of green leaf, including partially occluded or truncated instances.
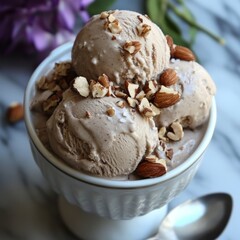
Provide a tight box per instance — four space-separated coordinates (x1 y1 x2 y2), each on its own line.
87 0 117 16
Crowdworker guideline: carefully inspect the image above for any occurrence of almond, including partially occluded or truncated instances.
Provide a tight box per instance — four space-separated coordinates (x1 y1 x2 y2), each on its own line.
106 107 115 117
135 161 167 178
159 68 178 86
6 102 24 123
172 45 196 61
137 23 151 37
123 41 141 55
73 76 90 97
165 35 175 56
91 82 108 98
153 86 180 108
143 80 158 99
125 81 139 98
98 74 110 87
167 122 184 141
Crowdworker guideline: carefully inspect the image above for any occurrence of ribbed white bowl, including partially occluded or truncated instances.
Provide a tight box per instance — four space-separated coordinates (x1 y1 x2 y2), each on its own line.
24 42 216 220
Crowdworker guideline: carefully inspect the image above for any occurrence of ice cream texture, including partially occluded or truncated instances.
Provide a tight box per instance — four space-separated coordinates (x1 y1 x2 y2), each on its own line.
31 10 216 179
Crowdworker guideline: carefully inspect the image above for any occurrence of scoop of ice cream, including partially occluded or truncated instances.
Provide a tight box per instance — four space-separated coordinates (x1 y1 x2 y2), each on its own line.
155 60 216 129
72 10 170 86
46 89 159 178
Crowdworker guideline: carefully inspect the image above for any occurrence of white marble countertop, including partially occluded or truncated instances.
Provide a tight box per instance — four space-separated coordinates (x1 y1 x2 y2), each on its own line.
0 0 239 239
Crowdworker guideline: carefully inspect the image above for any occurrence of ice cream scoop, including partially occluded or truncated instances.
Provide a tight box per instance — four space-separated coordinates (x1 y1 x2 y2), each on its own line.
46 89 159 178
72 10 170 86
155 60 216 129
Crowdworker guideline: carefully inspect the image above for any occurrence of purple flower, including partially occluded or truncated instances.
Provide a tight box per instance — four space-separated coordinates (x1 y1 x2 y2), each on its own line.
0 0 94 56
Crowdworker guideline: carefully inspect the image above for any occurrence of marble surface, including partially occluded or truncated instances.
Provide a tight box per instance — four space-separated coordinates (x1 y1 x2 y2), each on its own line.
0 0 239 239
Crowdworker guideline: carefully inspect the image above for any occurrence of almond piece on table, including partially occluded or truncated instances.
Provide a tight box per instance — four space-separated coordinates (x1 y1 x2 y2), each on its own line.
6 102 24 123
135 160 167 178
153 86 180 108
172 45 196 61
159 68 178 86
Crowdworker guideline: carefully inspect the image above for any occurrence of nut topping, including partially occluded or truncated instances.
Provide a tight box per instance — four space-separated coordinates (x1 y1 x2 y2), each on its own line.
108 20 122 34
98 74 110 87
106 107 115 117
167 122 184 141
172 45 196 61
91 82 108 98
6 102 24 123
137 23 151 37
159 68 178 86
153 86 180 108
165 35 175 55
100 11 109 19
135 160 167 178
123 41 141 55
125 81 139 98
43 92 62 113
127 97 138 108
116 100 126 108
73 76 90 97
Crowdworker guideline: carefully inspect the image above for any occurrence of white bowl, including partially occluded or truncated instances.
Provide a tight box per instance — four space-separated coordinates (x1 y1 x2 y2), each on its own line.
24 42 216 239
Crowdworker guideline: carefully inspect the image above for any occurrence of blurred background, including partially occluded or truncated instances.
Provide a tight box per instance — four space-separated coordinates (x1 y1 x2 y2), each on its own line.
1 0 240 239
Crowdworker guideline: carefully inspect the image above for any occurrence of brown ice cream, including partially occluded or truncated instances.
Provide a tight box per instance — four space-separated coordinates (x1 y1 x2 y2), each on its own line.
72 10 170 86
46 89 159 178
31 9 216 179
154 59 216 129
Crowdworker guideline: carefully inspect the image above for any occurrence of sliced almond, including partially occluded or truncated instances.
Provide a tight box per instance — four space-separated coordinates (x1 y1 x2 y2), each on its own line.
172 45 196 61
159 68 178 86
158 126 167 141
123 41 141 55
6 102 24 123
153 86 180 108
73 76 90 97
135 160 167 178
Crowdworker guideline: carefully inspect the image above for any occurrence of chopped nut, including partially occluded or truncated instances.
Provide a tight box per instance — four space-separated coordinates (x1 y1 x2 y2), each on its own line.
6 102 24 123
43 92 62 113
137 23 151 37
112 35 116 40
127 97 138 108
108 20 122 34
135 90 145 100
167 122 184 141
144 80 158 99
85 111 91 118
106 107 115 117
73 76 90 97
138 97 150 111
166 148 173 160
137 15 143 23
116 100 126 108
91 82 108 98
123 41 141 55
153 86 180 108
125 81 139 98
98 74 110 87
108 14 115 22
58 78 69 90
145 155 159 163
115 90 127 98
100 11 109 19
150 103 161 116
158 127 167 141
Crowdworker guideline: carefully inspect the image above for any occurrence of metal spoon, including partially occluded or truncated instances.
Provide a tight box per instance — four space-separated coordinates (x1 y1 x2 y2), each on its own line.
150 193 232 240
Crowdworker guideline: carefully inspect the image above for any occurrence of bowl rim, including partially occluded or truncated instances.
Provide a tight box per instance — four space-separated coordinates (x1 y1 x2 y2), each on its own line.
24 42 217 189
